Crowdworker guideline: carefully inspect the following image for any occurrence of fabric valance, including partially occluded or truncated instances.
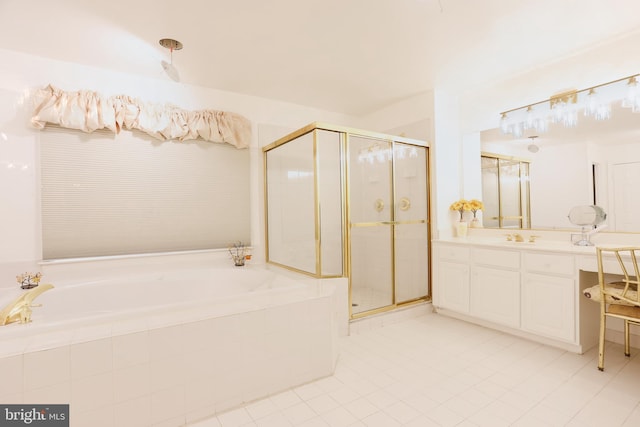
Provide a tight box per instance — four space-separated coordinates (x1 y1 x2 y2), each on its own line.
31 84 251 148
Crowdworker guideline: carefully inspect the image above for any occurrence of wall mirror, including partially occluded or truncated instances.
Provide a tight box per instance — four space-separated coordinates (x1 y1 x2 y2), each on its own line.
480 102 640 232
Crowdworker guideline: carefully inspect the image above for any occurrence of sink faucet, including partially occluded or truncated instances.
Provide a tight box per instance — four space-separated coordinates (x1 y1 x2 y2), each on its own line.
0 283 54 326
513 233 525 242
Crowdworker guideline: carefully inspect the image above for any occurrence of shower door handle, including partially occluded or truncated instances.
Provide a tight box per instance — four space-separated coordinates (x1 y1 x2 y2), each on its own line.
398 197 411 211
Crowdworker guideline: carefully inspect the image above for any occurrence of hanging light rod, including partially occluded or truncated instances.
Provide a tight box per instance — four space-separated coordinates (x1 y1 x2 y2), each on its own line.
158 38 183 82
499 73 640 138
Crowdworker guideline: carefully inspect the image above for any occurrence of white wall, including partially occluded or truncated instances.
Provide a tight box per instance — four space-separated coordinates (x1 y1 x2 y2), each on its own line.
432 89 463 237
0 48 361 280
358 91 434 142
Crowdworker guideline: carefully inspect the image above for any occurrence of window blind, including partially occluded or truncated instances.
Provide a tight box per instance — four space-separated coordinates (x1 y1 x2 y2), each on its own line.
40 126 250 259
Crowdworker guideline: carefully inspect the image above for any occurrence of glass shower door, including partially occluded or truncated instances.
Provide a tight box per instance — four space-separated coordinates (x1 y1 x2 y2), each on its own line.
394 143 429 303
348 136 393 314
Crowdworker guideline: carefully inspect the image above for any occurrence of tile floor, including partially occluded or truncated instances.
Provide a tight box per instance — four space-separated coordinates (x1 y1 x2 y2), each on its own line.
190 311 640 427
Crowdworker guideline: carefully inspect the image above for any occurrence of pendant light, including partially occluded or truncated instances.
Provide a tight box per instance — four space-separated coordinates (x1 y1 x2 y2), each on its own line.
159 38 183 82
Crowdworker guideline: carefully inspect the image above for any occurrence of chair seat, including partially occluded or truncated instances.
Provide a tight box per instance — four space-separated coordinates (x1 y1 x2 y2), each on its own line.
583 282 639 306
609 304 640 319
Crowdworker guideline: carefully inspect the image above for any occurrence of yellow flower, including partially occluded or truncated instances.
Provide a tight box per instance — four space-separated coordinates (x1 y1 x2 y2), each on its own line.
469 199 484 212
450 199 471 220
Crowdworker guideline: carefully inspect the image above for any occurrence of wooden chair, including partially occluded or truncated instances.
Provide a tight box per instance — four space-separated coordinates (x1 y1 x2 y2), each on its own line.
588 247 640 371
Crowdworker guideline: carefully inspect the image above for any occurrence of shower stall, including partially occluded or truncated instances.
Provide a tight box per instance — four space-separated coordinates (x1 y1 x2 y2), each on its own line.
263 123 431 318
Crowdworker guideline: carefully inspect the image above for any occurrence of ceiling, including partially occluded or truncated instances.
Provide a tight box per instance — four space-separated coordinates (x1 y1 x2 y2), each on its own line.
2 0 640 116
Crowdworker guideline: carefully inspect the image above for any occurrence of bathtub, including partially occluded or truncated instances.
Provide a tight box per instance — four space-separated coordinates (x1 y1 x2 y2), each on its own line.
0 251 345 427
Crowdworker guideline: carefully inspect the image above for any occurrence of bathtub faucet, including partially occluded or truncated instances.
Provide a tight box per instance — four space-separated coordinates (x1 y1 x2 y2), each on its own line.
0 283 54 326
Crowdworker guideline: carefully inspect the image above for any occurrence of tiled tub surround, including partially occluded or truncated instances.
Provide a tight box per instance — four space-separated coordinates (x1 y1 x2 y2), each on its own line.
0 252 344 427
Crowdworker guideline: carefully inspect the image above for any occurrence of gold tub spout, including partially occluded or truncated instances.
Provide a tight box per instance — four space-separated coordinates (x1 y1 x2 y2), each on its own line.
0 283 54 326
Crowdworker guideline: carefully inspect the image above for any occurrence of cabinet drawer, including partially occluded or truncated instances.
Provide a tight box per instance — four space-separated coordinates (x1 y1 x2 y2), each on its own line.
439 245 470 263
525 252 574 276
472 248 520 269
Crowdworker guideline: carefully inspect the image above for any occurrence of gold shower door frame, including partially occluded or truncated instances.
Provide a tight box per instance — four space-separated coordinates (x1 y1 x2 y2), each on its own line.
346 134 431 319
263 122 432 319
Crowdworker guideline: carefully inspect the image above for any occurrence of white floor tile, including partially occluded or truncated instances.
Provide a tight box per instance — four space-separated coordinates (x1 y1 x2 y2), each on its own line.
294 383 326 401
381 401 420 424
281 402 317 425
306 394 340 415
295 417 330 427
252 411 292 427
189 313 640 427
342 397 378 420
362 389 399 410
269 390 303 410
424 404 465 427
245 399 279 420
622 403 640 426
320 406 358 427
327 386 361 405
216 407 253 427
360 410 401 427
401 414 443 427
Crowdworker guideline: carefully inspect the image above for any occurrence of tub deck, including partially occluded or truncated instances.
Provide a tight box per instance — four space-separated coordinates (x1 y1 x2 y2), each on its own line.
0 252 346 426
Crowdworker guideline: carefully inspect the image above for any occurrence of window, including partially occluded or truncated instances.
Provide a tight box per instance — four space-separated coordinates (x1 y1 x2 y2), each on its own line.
40 127 250 259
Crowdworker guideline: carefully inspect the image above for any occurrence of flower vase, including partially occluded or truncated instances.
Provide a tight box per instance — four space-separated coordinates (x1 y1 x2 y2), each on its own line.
456 221 468 238
470 217 482 228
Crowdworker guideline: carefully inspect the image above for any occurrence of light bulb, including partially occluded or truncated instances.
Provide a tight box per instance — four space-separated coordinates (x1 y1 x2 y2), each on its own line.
585 89 598 117
595 103 611 120
525 106 535 129
622 76 638 109
500 113 509 134
512 122 523 138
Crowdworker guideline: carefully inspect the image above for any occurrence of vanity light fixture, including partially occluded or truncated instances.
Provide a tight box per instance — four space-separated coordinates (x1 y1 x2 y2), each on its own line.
527 135 539 153
500 73 640 137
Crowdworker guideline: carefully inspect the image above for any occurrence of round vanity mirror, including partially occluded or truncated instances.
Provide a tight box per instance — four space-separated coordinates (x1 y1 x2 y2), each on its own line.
568 205 607 227
568 205 607 246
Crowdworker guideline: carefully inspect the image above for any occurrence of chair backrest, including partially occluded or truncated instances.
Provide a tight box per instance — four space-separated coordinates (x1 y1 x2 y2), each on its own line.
597 246 640 306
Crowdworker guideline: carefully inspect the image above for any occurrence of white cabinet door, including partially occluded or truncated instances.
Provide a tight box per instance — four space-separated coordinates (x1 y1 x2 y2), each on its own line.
437 261 470 313
522 273 575 342
471 266 520 327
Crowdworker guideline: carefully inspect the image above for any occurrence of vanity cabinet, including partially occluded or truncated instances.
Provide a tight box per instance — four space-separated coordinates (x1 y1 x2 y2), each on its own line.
521 253 575 342
472 266 520 328
470 248 521 327
433 240 597 353
435 246 470 313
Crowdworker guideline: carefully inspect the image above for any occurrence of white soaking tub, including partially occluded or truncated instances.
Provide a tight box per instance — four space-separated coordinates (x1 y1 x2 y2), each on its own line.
0 251 344 427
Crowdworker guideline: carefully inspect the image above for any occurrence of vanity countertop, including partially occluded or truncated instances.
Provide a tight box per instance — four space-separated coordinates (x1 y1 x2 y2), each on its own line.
433 236 612 255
